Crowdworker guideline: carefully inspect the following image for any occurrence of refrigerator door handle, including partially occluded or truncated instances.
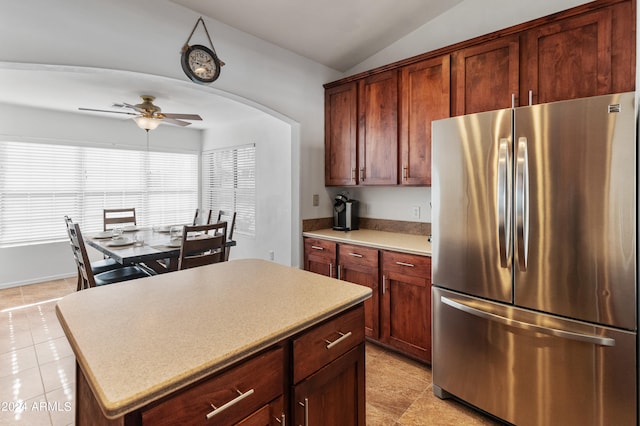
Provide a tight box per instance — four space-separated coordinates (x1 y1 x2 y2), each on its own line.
515 137 530 271
441 296 616 347
497 138 511 267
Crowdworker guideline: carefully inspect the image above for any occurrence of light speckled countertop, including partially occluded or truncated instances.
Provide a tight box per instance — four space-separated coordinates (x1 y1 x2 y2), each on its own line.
303 228 431 256
55 259 371 419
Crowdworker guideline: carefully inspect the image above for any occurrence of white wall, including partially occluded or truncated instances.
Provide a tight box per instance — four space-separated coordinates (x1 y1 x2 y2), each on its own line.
202 115 293 265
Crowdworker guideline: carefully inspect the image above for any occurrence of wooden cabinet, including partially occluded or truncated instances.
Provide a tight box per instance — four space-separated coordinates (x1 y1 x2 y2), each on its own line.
358 70 399 185
292 306 366 426
522 7 615 105
338 243 379 339
142 346 285 426
380 251 432 362
304 236 433 362
325 82 358 186
303 237 337 278
399 55 451 185
452 35 520 115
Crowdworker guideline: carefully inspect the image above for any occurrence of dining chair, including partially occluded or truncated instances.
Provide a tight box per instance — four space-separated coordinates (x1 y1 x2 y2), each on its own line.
65 216 127 291
103 208 137 231
212 210 236 261
66 217 152 289
178 222 228 270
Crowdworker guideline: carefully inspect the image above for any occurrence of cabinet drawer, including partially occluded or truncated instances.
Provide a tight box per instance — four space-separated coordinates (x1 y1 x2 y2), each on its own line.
142 346 284 426
304 238 337 260
293 305 364 383
382 251 431 280
338 244 378 268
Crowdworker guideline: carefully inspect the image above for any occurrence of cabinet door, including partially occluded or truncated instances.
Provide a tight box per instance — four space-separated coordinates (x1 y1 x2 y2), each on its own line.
358 70 398 185
338 244 379 339
399 55 450 186
325 82 358 186
452 35 520 115
381 252 432 362
304 238 337 278
523 8 613 105
293 344 365 426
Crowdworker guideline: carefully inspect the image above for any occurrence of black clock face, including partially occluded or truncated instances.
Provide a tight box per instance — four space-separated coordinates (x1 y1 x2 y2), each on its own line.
181 44 221 84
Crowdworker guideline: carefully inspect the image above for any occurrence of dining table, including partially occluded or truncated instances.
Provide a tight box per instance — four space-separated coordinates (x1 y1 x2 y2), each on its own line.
85 226 236 273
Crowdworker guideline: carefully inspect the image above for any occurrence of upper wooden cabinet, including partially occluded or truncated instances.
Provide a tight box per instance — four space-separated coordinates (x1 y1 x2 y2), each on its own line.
399 56 451 185
325 82 358 186
324 0 635 186
452 35 520 116
358 70 399 185
522 7 615 104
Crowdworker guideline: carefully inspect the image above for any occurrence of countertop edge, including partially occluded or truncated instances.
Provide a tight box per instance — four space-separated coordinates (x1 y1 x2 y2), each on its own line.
303 229 432 256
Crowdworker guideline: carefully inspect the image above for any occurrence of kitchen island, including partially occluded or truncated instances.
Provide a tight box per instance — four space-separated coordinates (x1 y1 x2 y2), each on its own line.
56 259 371 425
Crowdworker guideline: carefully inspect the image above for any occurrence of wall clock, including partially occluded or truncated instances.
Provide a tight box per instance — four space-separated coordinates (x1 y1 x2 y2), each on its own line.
181 17 224 85
181 44 222 84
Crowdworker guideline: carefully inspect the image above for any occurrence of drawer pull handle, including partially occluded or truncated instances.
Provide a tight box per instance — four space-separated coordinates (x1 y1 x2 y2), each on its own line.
275 413 286 425
348 252 363 258
311 245 324 251
395 261 415 267
325 331 352 349
206 388 255 420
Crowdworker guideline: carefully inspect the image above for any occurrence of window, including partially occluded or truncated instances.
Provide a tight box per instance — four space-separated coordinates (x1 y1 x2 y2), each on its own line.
0 141 198 246
202 144 256 237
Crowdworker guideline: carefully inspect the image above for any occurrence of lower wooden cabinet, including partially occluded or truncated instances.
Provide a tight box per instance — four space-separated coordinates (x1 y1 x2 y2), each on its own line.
236 396 285 426
380 251 432 362
141 346 285 426
303 237 432 363
292 305 366 425
303 237 337 278
337 243 379 339
293 344 366 426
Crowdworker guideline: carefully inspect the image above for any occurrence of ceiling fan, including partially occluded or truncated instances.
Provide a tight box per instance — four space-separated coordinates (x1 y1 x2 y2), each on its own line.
78 95 202 131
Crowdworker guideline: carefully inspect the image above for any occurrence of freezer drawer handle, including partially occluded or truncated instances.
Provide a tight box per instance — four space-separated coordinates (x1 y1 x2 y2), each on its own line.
440 296 615 347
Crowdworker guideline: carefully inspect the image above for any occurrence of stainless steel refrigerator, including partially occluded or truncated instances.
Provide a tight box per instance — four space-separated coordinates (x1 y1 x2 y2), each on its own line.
431 92 637 426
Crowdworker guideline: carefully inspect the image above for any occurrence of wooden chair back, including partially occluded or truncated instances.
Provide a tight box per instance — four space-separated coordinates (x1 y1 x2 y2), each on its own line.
178 222 227 270
212 210 236 260
103 208 137 231
65 216 96 290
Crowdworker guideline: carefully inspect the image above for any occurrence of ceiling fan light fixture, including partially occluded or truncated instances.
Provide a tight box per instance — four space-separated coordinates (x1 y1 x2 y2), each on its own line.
134 116 162 131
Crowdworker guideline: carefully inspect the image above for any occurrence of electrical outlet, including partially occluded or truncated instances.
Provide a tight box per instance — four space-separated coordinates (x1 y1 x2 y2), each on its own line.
312 194 319 206
412 206 420 219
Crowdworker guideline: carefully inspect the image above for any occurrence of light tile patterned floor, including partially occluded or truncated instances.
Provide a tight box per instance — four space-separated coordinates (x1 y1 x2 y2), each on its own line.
0 279 504 425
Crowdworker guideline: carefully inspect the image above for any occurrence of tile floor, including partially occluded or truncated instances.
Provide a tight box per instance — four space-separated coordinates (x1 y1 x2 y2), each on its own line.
0 278 503 426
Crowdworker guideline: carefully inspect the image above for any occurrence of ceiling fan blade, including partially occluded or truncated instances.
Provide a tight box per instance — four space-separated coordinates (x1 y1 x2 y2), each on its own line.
161 113 202 120
162 118 192 127
78 107 137 116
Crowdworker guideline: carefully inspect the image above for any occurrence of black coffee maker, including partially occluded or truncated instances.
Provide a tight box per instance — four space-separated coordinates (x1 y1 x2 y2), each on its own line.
333 194 359 231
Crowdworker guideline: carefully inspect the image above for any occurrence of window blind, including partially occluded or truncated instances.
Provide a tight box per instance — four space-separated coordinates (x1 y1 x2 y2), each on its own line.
202 144 256 236
0 141 198 246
